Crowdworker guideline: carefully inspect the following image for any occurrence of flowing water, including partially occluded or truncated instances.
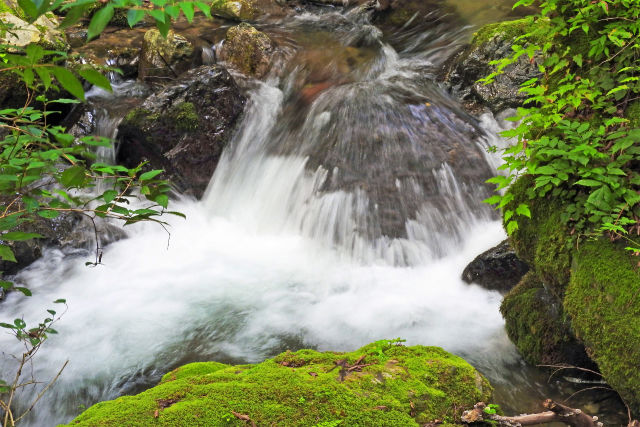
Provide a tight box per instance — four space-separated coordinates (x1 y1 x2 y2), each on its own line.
0 3 627 426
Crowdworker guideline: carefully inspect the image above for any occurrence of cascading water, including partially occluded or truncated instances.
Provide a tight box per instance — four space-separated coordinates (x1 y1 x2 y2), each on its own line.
0 4 620 426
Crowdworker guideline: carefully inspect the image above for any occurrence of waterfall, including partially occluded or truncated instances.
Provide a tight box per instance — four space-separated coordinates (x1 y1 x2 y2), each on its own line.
0 5 554 426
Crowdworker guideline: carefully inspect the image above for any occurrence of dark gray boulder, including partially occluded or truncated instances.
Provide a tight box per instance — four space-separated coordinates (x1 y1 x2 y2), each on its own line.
462 239 529 293
442 19 543 114
116 65 246 198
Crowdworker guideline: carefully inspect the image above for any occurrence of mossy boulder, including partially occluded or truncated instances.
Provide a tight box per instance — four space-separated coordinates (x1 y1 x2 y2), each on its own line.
211 0 257 21
500 175 640 414
219 23 274 78
442 18 545 113
500 272 592 367
117 65 245 198
139 29 195 83
66 343 492 426
565 239 640 414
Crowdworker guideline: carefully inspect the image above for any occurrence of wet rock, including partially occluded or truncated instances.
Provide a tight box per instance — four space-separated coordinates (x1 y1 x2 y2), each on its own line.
0 213 81 275
442 19 543 114
138 29 196 83
462 239 529 293
219 23 274 78
211 0 257 20
117 65 246 198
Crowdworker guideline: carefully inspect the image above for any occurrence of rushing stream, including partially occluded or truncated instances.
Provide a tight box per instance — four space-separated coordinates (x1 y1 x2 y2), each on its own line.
0 2 627 425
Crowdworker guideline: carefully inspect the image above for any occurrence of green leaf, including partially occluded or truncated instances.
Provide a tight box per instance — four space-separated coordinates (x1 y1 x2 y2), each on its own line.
147 8 165 23
0 245 17 263
2 232 43 241
575 179 602 187
17 0 38 20
15 287 32 296
194 1 211 17
54 298 66 304
515 203 531 218
155 194 168 208
179 2 194 22
60 165 86 188
139 169 163 181
506 220 519 235
102 190 118 203
37 210 60 219
14 318 26 329
0 281 13 290
87 5 114 41
78 68 112 92
52 67 85 101
127 8 146 27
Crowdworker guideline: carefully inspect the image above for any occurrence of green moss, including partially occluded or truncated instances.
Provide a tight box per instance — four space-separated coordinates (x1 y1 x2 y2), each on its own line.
501 272 582 365
565 239 640 414
625 100 640 128
66 343 491 426
472 17 543 47
169 102 199 132
123 108 153 128
505 175 572 297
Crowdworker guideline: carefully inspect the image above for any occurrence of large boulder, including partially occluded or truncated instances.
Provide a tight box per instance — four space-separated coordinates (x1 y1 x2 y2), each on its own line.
502 175 640 415
117 65 246 198
442 18 544 114
67 342 492 426
138 29 196 83
219 23 274 78
462 239 529 293
211 0 288 21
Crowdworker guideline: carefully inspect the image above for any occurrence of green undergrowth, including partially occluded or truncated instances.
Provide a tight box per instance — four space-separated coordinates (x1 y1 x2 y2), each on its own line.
471 17 549 47
65 342 492 426
565 239 640 414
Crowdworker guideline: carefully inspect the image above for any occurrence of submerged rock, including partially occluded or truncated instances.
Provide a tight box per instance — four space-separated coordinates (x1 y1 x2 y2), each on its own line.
139 29 196 83
462 239 529 293
442 18 543 113
219 23 274 78
117 65 246 198
67 342 492 426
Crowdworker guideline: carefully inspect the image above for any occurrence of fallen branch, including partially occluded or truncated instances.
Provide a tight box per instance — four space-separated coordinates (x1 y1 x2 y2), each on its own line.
461 400 603 427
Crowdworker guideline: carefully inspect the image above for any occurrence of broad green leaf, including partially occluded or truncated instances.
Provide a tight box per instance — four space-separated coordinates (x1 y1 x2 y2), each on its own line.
127 8 145 27
155 194 168 208
139 169 163 181
2 232 43 241
37 210 60 219
60 165 86 188
0 245 17 263
79 68 112 92
52 67 85 101
14 287 32 296
179 2 194 22
87 5 115 41
17 0 38 20
103 190 118 203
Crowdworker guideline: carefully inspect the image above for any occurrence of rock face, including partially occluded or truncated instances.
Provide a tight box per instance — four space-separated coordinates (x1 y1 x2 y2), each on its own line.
462 239 529 293
67 342 492 426
219 23 274 78
138 29 195 83
442 19 543 113
117 65 246 198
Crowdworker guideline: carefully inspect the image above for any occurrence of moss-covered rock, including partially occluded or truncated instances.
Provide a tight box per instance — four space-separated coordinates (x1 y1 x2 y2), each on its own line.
117 65 245 198
67 343 491 426
211 0 256 21
501 272 592 367
219 22 274 78
139 29 195 83
442 18 546 113
565 239 640 414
